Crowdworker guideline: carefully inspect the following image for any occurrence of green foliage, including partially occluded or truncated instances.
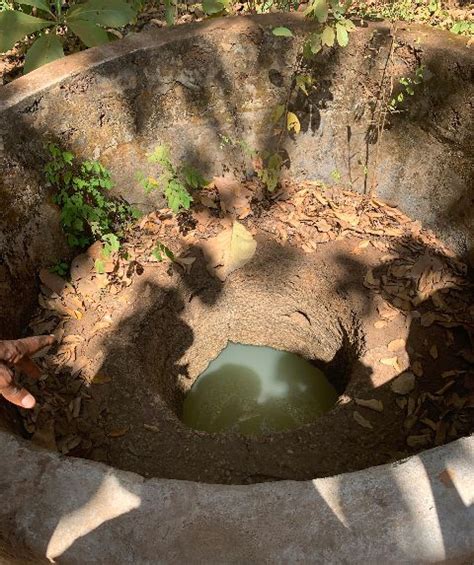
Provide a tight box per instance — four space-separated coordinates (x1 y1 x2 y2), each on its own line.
50 261 69 277
356 0 441 23
451 20 474 36
44 143 139 251
0 0 13 10
295 73 314 95
0 0 136 72
139 145 206 213
272 26 293 37
352 0 472 37
389 65 426 112
302 0 355 55
257 152 283 192
202 0 228 15
152 241 174 262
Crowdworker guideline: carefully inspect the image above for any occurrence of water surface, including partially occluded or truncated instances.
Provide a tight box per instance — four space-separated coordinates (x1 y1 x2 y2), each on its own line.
182 343 338 436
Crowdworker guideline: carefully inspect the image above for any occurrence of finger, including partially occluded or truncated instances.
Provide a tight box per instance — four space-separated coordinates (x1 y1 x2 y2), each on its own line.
14 335 56 358
0 341 22 364
0 383 36 409
0 362 13 387
16 355 42 380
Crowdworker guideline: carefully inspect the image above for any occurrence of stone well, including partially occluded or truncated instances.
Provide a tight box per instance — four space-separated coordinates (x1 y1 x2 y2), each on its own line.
0 14 473 563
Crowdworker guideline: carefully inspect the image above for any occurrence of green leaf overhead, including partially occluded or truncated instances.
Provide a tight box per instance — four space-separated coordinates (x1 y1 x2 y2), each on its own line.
17 0 53 15
321 25 335 47
24 33 64 73
67 0 135 27
68 19 110 47
202 0 226 14
163 0 176 25
336 22 349 46
0 10 53 52
306 0 328 23
272 26 293 37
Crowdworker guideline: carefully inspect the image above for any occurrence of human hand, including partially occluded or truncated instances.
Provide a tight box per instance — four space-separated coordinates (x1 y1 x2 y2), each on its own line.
0 335 56 409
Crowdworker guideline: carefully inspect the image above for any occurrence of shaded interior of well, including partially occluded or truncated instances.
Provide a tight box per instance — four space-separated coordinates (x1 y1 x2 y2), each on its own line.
0 17 473 484
1 234 473 485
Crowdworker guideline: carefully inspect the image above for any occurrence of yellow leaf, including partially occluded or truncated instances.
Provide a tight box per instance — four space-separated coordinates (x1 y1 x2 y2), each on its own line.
387 338 406 352
380 356 400 371
287 111 301 135
200 221 257 281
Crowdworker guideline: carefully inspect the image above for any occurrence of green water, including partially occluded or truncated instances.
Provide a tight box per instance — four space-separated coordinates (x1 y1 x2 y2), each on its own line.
182 343 338 436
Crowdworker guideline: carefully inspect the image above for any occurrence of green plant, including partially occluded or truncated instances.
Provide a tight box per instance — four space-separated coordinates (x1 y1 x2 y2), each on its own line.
389 65 426 112
152 241 174 262
44 143 139 252
303 0 355 55
139 145 207 213
219 134 285 193
451 20 474 36
50 260 69 277
0 0 13 11
0 0 136 73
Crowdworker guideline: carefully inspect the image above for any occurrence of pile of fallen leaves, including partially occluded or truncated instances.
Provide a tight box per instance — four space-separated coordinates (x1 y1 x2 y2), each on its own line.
20 177 473 457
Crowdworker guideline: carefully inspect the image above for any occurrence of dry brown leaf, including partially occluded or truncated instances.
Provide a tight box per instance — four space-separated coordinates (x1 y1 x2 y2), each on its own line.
200 221 257 281
420 311 440 328
387 338 406 352
351 240 370 254
441 369 465 379
412 361 423 377
107 427 129 438
199 194 218 209
407 434 431 448
364 269 379 289
390 372 416 395
214 175 252 218
429 345 439 359
31 419 57 451
355 398 383 412
353 411 373 429
62 334 83 345
143 423 160 433
380 357 400 371
92 320 112 332
92 374 112 384
377 301 399 321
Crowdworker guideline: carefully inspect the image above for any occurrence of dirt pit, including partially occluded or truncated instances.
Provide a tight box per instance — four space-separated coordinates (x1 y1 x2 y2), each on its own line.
14 180 474 484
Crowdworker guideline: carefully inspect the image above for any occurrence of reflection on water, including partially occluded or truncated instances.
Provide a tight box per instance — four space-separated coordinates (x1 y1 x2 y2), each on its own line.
182 343 338 436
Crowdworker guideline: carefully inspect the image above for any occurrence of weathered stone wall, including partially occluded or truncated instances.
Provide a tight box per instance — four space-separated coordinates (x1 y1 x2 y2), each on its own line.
0 14 472 338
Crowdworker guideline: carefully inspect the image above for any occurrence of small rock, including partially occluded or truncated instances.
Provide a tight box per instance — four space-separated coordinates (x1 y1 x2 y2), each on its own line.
391 372 416 395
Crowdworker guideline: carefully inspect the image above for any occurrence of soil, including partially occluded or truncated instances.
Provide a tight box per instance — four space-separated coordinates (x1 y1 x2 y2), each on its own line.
15 179 474 484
